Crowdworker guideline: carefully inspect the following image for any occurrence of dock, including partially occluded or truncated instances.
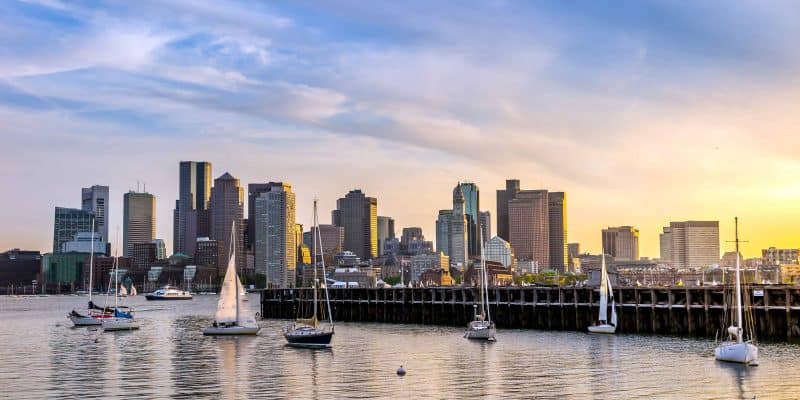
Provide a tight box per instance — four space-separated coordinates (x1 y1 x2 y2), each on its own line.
260 286 800 342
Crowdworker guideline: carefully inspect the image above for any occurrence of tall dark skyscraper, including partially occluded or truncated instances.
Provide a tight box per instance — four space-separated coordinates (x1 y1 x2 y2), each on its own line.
496 179 520 241
548 192 567 272
247 183 272 251
210 172 244 270
173 161 211 256
332 189 378 260
457 182 480 257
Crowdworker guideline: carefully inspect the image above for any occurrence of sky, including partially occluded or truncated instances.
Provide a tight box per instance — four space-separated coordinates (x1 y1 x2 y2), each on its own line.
1 0 799 258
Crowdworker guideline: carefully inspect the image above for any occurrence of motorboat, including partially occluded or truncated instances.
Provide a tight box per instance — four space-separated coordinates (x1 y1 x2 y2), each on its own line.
146 286 193 300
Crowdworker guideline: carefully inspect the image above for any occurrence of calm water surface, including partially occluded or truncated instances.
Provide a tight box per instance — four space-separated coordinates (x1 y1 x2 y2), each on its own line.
0 295 798 399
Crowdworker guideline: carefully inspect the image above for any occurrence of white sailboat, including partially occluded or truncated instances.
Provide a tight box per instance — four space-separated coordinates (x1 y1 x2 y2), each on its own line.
102 250 139 332
118 284 128 298
68 218 110 326
203 222 260 336
130 285 138 296
588 253 617 334
464 227 496 341
715 217 758 364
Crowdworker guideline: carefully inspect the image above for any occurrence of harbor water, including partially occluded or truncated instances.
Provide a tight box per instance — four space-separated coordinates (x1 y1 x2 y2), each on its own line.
0 295 797 399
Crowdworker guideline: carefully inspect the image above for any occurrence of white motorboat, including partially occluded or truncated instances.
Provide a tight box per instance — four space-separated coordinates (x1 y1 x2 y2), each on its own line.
146 286 193 300
465 223 496 341
715 218 758 365
588 253 617 334
203 222 260 336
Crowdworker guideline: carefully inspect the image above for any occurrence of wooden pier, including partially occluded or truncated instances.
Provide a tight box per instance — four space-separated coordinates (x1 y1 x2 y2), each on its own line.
260 286 800 342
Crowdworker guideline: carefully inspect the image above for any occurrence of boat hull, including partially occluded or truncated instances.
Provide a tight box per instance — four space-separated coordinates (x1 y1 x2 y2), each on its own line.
203 325 260 336
145 294 192 300
465 327 496 341
102 318 140 331
284 330 334 348
69 314 102 326
588 324 617 334
715 342 758 364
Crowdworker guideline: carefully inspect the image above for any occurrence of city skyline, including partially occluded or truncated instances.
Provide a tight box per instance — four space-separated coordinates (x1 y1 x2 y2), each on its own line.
2 2 800 257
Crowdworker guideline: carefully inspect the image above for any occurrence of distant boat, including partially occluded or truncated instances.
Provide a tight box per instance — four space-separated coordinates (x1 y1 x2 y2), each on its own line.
130 285 138 296
284 199 334 348
68 219 111 326
118 285 128 298
588 253 617 334
146 286 192 300
101 249 139 332
203 221 260 336
714 218 758 364
465 228 495 341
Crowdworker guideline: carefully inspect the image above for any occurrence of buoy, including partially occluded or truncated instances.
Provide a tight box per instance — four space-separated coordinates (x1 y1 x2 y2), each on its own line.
396 365 406 376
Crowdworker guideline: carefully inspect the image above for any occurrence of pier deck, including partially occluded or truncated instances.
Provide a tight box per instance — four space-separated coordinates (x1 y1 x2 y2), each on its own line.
260 286 800 342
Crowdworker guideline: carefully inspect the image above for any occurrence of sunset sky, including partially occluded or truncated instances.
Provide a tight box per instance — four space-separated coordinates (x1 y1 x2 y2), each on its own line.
1 1 799 258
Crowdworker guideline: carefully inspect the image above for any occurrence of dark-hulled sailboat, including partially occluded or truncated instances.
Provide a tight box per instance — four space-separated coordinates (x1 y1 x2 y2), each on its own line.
284 199 334 348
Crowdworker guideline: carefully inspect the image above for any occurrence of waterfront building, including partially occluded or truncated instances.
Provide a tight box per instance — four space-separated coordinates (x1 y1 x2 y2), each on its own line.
332 266 376 288
479 211 491 245
254 182 296 288
131 242 157 270
0 249 41 287
81 185 109 242
659 227 672 262
409 252 449 282
195 237 223 274
508 190 549 270
762 247 799 266
377 216 395 256
62 232 107 254
123 191 155 257
435 210 451 256
41 252 88 287
668 221 720 269
383 237 400 257
485 236 515 270
456 182 481 257
210 172 244 270
602 226 640 262
332 189 378 260
496 179 520 241
52 207 94 254
448 184 469 270
174 161 212 256
548 192 567 272
152 239 167 260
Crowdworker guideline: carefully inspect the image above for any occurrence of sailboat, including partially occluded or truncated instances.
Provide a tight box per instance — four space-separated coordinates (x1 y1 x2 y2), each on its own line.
68 218 111 326
102 250 139 331
464 229 496 341
118 284 128 298
130 285 138 296
284 199 334 348
715 217 758 364
203 222 260 335
588 253 617 333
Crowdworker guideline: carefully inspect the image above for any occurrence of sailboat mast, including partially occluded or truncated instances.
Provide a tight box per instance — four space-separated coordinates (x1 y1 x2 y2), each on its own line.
734 217 743 343
316 202 334 328
481 239 491 322
114 254 119 309
312 199 318 320
88 218 95 303
233 221 239 324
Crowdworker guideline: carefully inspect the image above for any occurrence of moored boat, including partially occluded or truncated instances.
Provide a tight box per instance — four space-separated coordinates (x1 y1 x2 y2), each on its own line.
588 253 617 334
464 222 496 341
146 286 193 300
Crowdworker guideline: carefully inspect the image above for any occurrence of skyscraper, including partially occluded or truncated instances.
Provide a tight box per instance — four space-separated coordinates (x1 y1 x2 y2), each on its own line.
210 172 244 270
53 207 94 253
479 211 491 245
448 184 469 269
81 185 109 242
174 161 211 256
254 182 296 288
247 183 272 251
305 224 344 265
496 179 520 241
123 191 156 257
508 190 549 271
435 210 451 256
377 216 395 256
332 190 378 259
602 226 639 261
548 192 567 272
668 221 719 268
457 182 480 257
659 227 672 262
